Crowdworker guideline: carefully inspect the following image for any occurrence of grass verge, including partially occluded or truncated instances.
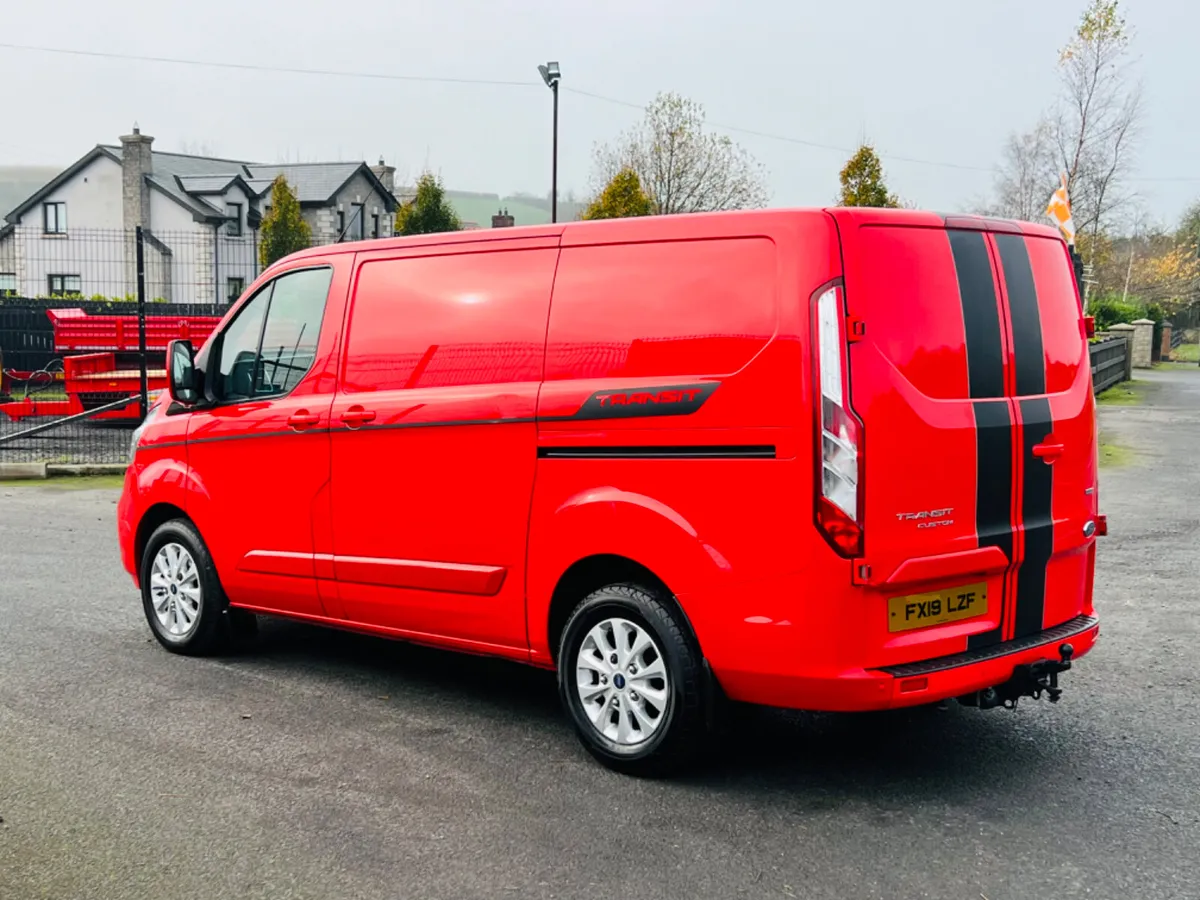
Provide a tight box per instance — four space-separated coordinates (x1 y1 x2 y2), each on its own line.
1171 342 1199 363
1 474 126 490
1096 380 1146 406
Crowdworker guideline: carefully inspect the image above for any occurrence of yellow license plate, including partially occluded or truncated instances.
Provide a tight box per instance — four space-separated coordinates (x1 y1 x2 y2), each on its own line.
888 582 988 633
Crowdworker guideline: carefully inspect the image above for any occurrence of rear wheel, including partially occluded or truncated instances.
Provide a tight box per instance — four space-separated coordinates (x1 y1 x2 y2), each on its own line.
140 519 244 656
558 583 707 776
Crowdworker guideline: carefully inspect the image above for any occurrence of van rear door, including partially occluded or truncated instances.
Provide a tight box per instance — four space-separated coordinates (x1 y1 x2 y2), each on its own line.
829 210 1096 664
831 211 1014 662
991 230 1097 638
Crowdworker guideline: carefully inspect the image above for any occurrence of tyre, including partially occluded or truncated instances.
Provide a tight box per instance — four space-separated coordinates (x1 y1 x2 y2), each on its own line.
140 519 241 656
558 583 708 776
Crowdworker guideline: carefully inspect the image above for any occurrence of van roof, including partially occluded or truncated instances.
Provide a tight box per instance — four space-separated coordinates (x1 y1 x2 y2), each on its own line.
281 207 1063 264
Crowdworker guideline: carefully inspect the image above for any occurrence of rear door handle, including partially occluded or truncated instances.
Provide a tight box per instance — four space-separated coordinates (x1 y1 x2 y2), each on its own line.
287 410 320 429
1032 441 1065 461
340 406 376 428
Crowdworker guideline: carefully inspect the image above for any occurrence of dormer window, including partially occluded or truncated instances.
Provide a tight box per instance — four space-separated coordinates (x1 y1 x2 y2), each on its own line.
225 202 243 236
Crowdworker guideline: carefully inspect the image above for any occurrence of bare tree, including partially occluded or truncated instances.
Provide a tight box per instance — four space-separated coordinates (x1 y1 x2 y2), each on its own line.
591 92 769 215
1055 0 1142 249
989 119 1058 222
177 139 220 157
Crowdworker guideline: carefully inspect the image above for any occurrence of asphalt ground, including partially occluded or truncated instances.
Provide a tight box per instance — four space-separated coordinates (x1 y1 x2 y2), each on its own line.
1 366 1198 899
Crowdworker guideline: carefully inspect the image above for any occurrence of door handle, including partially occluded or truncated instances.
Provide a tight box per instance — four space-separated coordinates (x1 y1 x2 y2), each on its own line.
1032 441 1065 461
340 406 376 428
287 410 320 429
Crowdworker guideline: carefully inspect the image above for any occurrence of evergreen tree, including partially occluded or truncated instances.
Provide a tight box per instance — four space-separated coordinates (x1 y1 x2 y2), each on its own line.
258 176 312 268
395 172 462 235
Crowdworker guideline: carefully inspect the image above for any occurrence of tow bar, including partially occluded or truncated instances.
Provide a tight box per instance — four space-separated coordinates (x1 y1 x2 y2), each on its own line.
959 643 1075 711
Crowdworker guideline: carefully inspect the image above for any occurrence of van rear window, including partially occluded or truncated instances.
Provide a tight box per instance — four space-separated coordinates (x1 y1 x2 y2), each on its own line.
1023 236 1087 395
343 249 558 392
545 238 777 380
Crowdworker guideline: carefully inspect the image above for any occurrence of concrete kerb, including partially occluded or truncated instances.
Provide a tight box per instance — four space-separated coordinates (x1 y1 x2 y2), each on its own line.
0 462 127 481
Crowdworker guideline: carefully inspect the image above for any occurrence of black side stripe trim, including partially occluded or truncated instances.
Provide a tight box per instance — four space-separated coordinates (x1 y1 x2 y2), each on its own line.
1015 397 1054 638
349 416 536 433
995 233 1046 396
968 399 1015 651
566 382 719 420
137 388 724 453
538 445 775 460
949 230 1006 400
138 428 331 453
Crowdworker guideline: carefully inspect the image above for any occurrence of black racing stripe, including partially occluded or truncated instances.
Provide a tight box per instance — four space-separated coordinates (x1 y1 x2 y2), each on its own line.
949 230 1005 400
995 234 1046 396
1014 397 1054 638
968 399 1014 651
537 445 775 460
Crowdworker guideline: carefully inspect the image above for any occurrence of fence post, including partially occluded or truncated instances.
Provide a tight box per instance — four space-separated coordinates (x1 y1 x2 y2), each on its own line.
135 226 149 420
1109 323 1135 382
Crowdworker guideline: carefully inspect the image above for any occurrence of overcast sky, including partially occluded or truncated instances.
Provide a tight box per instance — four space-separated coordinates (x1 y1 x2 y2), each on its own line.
2 0 1197 225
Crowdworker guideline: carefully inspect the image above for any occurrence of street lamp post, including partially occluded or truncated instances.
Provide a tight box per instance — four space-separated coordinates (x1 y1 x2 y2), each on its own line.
537 61 561 223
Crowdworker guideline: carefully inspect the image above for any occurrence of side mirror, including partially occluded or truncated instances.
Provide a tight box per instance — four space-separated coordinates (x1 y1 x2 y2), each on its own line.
167 339 199 405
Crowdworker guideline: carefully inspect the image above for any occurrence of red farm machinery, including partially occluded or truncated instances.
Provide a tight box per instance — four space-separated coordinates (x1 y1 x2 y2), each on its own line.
0 308 221 422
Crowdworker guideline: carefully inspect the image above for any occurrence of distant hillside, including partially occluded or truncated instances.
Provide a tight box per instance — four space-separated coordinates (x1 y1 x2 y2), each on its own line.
0 166 61 217
438 189 586 227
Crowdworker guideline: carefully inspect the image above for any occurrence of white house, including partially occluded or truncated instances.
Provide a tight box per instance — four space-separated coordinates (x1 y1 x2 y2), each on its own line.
0 127 399 305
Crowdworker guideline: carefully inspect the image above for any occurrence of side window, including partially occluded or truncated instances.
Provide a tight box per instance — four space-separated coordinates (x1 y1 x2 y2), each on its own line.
215 267 332 401
342 249 557 392
257 268 332 394
215 285 270 402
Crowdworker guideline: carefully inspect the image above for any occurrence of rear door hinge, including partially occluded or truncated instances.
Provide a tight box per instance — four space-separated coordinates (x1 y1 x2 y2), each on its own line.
846 316 866 343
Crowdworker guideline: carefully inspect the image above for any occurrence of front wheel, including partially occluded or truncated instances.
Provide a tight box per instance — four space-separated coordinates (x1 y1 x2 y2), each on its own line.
140 519 241 656
558 583 708 776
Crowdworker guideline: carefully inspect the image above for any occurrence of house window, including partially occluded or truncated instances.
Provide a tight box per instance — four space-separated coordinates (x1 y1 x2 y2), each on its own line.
350 203 365 241
227 276 245 304
0 273 16 297
337 209 346 240
43 202 67 235
371 213 380 239
47 274 82 296
226 203 243 236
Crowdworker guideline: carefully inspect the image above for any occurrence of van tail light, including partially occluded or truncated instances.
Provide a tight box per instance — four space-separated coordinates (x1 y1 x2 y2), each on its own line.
1084 315 1096 339
812 284 863 557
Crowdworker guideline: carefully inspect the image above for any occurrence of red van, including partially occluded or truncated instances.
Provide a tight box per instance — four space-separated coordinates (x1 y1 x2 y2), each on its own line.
118 208 1102 773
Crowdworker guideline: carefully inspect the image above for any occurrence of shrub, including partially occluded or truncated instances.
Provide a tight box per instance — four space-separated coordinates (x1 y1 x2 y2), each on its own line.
1089 295 1145 331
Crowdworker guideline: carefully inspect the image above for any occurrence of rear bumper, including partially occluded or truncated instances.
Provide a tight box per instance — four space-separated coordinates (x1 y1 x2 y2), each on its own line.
714 615 1099 712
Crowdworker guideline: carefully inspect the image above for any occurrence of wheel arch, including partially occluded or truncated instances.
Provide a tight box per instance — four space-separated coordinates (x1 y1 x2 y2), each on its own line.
546 553 701 665
135 502 192 576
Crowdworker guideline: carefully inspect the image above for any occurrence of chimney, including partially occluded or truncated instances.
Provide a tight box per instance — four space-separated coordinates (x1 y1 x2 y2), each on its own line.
120 124 154 231
491 207 514 228
370 157 396 195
